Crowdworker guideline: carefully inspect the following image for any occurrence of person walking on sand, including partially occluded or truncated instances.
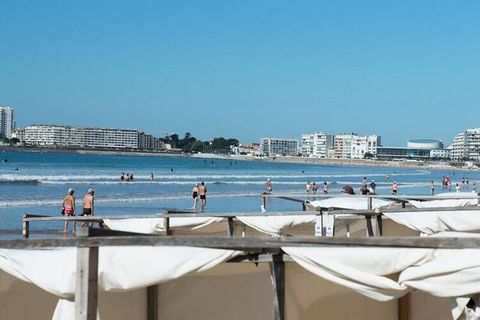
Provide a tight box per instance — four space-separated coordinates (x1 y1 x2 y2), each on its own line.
199 181 207 211
62 188 76 232
192 184 199 209
392 181 398 195
81 188 94 227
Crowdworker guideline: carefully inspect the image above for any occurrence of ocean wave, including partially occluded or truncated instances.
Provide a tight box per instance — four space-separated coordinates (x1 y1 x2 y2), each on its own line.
0 179 41 185
0 170 429 184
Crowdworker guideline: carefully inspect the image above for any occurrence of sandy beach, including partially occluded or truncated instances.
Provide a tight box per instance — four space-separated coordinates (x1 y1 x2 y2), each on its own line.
2 146 477 172
229 154 478 172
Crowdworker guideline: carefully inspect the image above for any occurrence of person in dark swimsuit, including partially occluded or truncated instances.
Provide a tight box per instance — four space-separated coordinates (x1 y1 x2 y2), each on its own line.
192 184 199 209
199 181 207 211
81 188 95 227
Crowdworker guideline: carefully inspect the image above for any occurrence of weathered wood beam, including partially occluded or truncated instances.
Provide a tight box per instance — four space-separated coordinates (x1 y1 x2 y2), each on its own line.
22 213 29 239
270 254 285 320
227 217 234 236
75 227 99 320
398 293 411 320
3 235 480 250
147 285 158 320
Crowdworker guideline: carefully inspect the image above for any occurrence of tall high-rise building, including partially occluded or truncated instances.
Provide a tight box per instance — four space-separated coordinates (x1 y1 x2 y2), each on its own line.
0 106 15 139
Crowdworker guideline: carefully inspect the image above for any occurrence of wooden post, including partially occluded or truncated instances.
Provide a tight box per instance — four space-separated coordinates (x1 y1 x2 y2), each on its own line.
147 285 158 320
366 216 374 237
227 217 234 237
22 214 29 239
367 197 373 210
75 227 99 320
376 215 383 236
398 293 411 320
163 210 170 236
269 254 285 320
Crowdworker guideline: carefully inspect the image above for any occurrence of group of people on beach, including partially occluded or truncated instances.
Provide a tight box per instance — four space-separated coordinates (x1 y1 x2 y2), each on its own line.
62 187 95 232
305 181 329 195
439 175 477 193
191 181 207 211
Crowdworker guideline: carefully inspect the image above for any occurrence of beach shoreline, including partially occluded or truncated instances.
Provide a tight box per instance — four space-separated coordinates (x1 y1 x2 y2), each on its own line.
1 146 477 172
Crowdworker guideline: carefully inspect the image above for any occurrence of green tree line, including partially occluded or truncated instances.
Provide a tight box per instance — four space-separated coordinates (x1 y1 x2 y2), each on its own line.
161 132 239 153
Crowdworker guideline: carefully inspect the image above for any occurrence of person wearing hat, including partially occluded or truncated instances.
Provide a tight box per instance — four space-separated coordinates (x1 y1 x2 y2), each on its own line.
82 188 95 227
265 178 273 193
341 185 355 195
62 188 76 232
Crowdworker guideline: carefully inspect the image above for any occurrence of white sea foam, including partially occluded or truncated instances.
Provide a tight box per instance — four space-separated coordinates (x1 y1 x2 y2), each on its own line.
0 170 429 182
0 191 265 208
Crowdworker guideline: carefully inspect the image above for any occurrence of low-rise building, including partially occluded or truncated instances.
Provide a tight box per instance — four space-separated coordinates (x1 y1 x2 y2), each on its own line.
430 149 451 159
260 138 298 156
233 144 261 156
11 128 25 142
24 125 163 151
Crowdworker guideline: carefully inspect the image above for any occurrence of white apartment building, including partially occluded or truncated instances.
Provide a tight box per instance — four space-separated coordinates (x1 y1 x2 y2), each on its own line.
24 125 161 150
11 128 26 142
451 128 480 160
334 134 381 159
430 149 451 159
0 106 15 138
260 138 298 156
301 132 334 158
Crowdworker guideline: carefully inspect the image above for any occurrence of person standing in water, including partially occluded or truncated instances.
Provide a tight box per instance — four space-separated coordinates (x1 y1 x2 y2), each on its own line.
192 184 199 209
150 172 154 181
265 178 272 193
62 188 76 232
199 181 207 211
392 181 398 195
430 181 435 196
323 181 328 194
81 188 95 227
370 180 377 194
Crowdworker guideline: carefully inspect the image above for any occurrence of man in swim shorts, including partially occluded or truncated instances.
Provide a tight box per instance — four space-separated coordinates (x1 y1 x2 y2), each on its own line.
199 181 207 211
82 188 95 227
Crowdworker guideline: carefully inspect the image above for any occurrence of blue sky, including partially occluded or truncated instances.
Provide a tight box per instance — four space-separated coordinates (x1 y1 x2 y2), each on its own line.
1 1 479 146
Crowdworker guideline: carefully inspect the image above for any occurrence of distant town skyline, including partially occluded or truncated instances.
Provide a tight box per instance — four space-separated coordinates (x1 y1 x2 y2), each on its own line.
1 1 480 146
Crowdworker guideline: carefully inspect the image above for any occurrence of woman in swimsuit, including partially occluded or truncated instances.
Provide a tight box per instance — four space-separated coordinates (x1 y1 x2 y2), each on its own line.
192 184 199 209
63 188 76 232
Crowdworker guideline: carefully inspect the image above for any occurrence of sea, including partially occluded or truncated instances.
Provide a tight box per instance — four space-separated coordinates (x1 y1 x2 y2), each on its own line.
0 151 478 235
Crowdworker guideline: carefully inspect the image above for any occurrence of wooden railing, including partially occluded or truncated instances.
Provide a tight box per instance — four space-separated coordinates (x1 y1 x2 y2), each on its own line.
7 191 480 320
